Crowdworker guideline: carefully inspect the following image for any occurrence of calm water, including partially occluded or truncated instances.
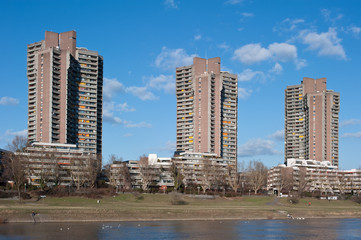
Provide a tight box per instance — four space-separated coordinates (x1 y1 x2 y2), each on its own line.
0 218 360 240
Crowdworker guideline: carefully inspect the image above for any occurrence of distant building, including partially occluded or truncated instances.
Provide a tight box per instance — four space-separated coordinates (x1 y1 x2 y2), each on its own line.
109 154 174 190
172 152 232 191
16 142 98 187
175 57 238 167
267 159 361 196
285 77 340 167
27 31 103 155
0 148 10 185
110 152 236 192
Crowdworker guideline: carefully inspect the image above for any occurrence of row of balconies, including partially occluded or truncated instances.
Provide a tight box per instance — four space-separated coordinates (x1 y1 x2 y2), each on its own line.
78 58 98 65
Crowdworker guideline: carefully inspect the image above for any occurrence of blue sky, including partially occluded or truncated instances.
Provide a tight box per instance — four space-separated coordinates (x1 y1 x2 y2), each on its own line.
0 0 360 169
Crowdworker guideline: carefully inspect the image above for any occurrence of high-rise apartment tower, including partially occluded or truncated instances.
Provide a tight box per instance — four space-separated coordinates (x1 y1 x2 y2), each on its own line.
285 77 340 167
27 31 103 154
175 57 238 165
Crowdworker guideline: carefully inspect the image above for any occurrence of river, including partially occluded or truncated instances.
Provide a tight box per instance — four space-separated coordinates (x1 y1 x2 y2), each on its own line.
0 218 360 239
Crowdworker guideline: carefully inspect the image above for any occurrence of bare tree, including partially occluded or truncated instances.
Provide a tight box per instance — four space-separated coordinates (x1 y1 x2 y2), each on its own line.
6 136 28 152
119 162 132 190
336 174 347 197
278 167 294 196
2 136 28 201
47 151 63 187
227 164 239 193
170 162 183 192
212 165 226 191
247 160 268 195
297 167 309 197
2 153 26 201
70 157 88 190
200 159 212 193
86 154 101 188
103 154 122 181
237 161 249 193
139 155 157 191
181 163 196 192
33 150 54 190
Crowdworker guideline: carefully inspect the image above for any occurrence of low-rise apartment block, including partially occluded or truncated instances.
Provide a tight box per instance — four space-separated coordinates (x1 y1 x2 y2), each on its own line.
109 154 173 191
267 159 361 196
15 142 98 188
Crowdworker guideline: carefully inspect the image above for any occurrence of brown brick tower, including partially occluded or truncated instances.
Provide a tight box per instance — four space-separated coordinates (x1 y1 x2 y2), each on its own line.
175 57 238 165
27 31 103 154
285 77 340 167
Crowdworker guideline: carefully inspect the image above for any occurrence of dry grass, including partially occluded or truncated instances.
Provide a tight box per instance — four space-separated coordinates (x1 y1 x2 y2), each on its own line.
0 194 360 222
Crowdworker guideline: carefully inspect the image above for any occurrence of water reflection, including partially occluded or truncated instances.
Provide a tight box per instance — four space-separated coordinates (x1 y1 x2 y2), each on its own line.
0 218 360 240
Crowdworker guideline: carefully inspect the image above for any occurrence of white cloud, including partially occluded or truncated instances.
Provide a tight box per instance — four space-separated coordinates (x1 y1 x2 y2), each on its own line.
270 62 283 74
218 43 230 50
225 0 243 5
103 107 150 127
340 119 361 127
155 47 197 71
268 43 297 62
148 74 175 93
238 139 281 157
5 129 27 138
233 42 299 65
238 69 264 82
350 26 361 35
126 74 175 100
104 101 136 113
321 9 331 22
233 43 271 64
194 34 202 40
241 12 253 17
104 74 175 103
105 74 176 102
288 18 305 31
0 96 19 106
321 9 343 23
103 110 123 124
273 18 305 32
125 121 152 128
123 133 133 137
126 86 158 101
103 78 125 101
238 87 253 99
295 58 307 70
299 28 346 59
117 102 136 112
347 26 361 38
164 0 178 9
268 130 284 141
341 132 361 138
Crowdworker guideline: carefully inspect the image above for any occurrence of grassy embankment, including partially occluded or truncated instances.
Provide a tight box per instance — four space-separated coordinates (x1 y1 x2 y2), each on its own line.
0 193 360 223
